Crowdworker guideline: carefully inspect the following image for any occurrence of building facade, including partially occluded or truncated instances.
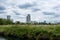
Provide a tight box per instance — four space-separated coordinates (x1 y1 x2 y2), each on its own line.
26 14 31 23
7 15 11 20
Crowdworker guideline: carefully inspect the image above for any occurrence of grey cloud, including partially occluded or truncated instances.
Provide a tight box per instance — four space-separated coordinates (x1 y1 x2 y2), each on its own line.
13 11 26 17
12 15 25 19
0 6 6 14
0 11 6 14
18 17 25 19
0 0 6 2
43 12 60 18
13 11 21 15
54 15 60 17
32 8 40 12
43 12 55 15
0 6 6 10
14 16 25 19
18 3 34 9
53 5 60 11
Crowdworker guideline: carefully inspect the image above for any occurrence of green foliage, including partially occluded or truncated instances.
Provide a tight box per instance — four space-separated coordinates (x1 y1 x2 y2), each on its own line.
0 25 60 40
0 18 13 25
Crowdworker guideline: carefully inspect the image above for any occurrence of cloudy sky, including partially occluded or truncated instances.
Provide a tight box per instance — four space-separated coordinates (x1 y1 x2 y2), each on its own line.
0 0 60 23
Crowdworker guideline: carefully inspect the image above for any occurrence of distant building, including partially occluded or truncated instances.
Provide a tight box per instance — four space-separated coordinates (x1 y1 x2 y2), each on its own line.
44 20 46 23
26 14 31 23
7 15 11 20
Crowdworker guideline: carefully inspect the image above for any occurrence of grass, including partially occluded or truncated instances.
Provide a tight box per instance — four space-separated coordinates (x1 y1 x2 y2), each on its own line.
0 25 60 40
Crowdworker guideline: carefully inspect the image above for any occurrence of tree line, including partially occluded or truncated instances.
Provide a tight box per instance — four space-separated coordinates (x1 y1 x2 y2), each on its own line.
0 18 13 25
0 18 57 25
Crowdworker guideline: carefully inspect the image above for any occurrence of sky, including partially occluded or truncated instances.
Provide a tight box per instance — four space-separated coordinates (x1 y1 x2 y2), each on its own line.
0 0 60 23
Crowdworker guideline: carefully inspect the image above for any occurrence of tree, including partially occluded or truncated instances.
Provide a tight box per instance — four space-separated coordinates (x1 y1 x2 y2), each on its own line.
15 21 20 24
0 18 4 25
0 18 13 25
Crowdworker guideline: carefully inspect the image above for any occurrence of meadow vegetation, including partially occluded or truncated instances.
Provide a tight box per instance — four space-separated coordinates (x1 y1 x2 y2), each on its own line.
0 25 60 40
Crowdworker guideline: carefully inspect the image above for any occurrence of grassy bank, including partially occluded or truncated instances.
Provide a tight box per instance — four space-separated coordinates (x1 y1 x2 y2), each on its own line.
0 25 60 40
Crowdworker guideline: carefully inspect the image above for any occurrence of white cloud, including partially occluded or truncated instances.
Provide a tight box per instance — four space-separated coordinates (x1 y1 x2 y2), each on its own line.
0 0 60 23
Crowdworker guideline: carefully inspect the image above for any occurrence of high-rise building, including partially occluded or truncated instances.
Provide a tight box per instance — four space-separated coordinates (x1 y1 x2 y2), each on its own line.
26 14 31 23
7 15 11 20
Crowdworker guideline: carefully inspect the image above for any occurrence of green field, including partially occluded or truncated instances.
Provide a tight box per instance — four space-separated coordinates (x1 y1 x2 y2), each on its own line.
0 25 60 40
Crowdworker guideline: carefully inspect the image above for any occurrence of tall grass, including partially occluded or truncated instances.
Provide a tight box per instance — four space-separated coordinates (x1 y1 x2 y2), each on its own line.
0 25 60 40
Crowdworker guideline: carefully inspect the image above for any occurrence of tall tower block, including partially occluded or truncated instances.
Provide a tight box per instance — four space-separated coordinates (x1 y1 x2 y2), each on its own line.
26 14 31 23
7 15 11 20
